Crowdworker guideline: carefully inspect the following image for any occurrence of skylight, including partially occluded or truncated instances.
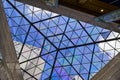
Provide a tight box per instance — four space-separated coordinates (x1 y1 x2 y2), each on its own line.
3 0 120 80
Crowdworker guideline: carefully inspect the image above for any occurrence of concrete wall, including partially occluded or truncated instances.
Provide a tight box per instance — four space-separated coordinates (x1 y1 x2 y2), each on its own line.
92 53 120 80
0 0 23 80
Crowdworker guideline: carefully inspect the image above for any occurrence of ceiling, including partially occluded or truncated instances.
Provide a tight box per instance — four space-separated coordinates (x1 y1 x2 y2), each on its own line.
59 0 120 23
59 0 119 16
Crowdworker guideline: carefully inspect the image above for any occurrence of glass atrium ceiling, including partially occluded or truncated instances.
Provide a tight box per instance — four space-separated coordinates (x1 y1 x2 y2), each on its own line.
2 0 120 80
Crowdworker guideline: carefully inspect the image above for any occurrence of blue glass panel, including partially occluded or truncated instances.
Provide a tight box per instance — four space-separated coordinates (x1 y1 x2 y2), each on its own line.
3 0 120 80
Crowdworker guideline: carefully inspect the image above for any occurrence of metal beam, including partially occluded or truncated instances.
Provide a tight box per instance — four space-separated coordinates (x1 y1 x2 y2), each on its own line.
15 0 120 33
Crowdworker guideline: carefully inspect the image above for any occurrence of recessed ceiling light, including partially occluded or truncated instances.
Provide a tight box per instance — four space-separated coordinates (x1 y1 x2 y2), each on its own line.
100 9 104 12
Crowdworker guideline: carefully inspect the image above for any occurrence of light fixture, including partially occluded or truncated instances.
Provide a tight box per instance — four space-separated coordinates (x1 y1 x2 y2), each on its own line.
100 9 104 12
